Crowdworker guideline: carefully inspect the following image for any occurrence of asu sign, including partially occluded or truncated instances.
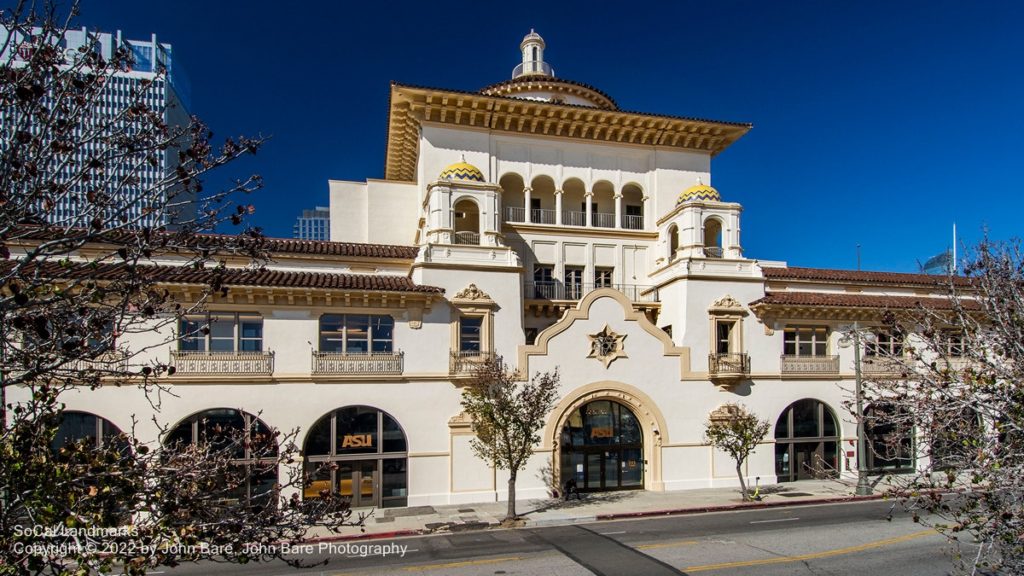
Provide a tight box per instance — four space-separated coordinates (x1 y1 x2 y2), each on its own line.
341 434 373 449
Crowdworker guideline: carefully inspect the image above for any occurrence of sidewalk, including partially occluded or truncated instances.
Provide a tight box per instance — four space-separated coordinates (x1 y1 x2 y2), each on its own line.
305 478 893 542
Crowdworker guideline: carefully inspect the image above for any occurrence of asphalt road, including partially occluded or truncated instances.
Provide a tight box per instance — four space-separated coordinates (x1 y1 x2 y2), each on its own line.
159 500 958 576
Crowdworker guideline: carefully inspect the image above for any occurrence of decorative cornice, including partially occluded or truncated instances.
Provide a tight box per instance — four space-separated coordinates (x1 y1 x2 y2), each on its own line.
708 295 748 315
453 283 492 302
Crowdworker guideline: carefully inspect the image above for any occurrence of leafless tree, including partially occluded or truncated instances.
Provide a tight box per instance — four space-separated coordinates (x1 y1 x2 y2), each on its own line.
1 3 358 574
859 238 1024 574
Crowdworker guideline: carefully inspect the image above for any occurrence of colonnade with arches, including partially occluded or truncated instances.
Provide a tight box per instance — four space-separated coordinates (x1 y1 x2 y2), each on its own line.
499 173 646 230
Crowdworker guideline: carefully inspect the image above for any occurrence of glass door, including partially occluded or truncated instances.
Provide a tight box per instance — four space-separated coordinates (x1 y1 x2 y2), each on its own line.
338 460 379 507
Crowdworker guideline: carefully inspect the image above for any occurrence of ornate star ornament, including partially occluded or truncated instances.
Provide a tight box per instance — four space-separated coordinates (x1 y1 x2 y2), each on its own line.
587 324 627 368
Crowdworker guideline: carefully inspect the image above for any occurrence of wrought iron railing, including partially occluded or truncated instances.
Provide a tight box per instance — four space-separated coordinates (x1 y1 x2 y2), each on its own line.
524 281 659 302
591 212 615 228
531 208 557 224
709 353 750 376
622 214 644 230
450 350 493 374
562 210 586 227
860 356 905 375
781 355 840 375
65 351 130 373
452 231 480 245
505 206 526 223
170 351 274 375
311 351 404 375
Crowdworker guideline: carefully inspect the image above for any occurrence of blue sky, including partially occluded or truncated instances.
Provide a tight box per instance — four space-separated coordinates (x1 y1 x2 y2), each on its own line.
81 1 1023 272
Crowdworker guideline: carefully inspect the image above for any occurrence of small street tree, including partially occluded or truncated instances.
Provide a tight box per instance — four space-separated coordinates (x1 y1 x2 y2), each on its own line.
0 3 357 574
461 356 559 522
703 403 770 502
860 238 1024 574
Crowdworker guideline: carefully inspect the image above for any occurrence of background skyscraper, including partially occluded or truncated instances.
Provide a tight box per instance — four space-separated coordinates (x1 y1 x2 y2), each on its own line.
292 206 330 240
1 27 191 228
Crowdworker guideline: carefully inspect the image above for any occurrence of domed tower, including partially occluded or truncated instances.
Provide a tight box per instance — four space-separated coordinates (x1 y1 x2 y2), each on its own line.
480 31 618 110
516 29 550 78
420 157 506 250
659 179 744 262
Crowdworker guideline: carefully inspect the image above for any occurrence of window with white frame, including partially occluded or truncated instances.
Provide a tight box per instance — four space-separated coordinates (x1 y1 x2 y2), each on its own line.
865 330 903 357
595 267 613 288
939 330 965 357
783 326 829 357
319 314 394 354
179 313 263 353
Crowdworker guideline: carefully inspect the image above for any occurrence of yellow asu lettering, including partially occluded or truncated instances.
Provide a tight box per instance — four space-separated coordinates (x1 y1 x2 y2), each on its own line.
341 434 373 448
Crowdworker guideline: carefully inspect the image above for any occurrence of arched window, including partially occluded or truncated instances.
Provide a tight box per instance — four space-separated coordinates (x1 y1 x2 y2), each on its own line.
668 225 679 260
775 399 839 481
703 218 723 258
452 198 480 245
164 409 278 508
304 406 408 508
52 411 124 452
864 403 915 472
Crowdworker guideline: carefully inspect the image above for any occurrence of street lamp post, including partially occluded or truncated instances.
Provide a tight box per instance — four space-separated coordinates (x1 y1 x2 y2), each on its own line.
852 322 873 496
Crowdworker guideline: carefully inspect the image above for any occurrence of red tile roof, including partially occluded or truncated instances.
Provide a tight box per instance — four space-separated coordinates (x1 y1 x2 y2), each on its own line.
9 261 443 294
749 291 977 311
9 226 421 260
761 266 971 287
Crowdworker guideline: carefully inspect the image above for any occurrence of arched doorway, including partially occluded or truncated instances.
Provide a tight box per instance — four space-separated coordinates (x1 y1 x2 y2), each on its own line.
775 399 839 481
560 399 643 491
303 406 408 508
164 408 279 508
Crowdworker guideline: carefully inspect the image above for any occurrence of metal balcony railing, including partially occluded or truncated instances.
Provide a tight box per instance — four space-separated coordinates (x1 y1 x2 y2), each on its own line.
622 214 644 230
562 210 587 227
524 281 659 302
505 206 526 223
450 350 493 374
531 208 557 224
452 231 480 245
709 353 750 376
781 355 840 375
703 246 724 258
312 351 404 375
591 212 616 228
171 351 274 375
860 356 905 375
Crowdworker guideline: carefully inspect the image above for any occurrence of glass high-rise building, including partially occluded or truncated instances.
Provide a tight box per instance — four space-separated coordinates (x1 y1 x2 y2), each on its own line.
1 27 191 228
293 206 330 241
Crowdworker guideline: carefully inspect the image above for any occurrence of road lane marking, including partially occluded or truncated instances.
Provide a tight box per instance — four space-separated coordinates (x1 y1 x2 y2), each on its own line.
636 539 699 550
599 530 627 535
749 517 800 524
681 529 936 572
400 556 521 572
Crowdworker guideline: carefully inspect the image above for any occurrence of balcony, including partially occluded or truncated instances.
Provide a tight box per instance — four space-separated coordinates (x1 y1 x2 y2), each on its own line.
708 353 750 385
450 350 493 375
452 231 480 246
622 214 644 230
525 281 659 303
781 355 840 375
860 356 906 376
65 351 130 374
703 246 724 258
513 61 554 77
312 351 404 375
562 210 587 227
170 351 274 376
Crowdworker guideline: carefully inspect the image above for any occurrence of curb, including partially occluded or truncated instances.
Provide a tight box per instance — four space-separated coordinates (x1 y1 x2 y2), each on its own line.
304 493 889 543
594 493 888 521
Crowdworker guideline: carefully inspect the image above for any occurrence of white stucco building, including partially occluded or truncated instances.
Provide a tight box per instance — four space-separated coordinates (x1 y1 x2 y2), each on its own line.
41 31 954 509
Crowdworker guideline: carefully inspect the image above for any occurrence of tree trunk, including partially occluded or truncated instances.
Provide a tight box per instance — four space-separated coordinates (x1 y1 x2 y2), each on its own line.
736 463 749 501
506 471 517 522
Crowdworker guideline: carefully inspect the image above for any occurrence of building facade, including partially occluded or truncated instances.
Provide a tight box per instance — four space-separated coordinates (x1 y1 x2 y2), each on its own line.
293 206 331 241
0 27 191 228
32 32 952 509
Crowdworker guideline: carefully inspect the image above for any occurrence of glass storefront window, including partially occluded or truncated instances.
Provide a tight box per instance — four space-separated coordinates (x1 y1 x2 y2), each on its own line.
560 400 644 492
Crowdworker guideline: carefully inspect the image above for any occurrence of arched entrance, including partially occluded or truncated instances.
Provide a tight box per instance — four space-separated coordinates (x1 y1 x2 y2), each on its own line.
560 399 644 491
774 399 840 481
303 406 408 508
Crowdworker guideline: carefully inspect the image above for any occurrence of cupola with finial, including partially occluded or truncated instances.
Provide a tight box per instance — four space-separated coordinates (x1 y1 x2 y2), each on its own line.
515 29 551 78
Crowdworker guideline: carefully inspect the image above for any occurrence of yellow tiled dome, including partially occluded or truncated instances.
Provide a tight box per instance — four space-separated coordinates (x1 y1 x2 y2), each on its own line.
439 161 485 183
677 182 721 205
